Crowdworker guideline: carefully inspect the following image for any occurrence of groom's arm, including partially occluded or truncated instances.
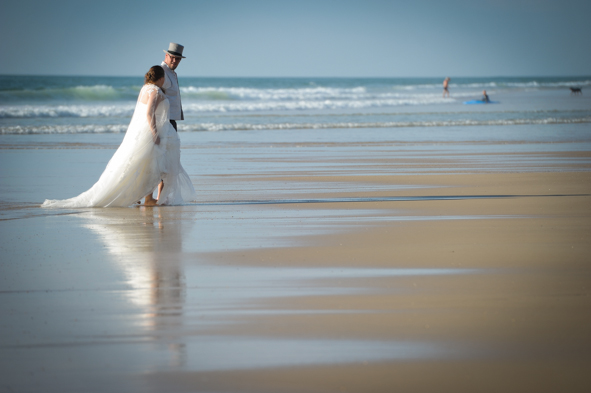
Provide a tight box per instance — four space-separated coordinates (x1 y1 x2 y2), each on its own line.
162 74 172 93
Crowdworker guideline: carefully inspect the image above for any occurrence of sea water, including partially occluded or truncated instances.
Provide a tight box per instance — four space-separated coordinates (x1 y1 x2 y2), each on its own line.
1 75 590 136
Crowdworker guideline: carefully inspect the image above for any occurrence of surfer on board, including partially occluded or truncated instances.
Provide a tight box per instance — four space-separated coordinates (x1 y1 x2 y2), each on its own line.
482 90 490 103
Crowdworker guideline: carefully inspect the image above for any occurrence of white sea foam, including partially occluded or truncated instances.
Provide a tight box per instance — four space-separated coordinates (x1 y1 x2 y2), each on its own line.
396 80 591 91
183 97 451 113
5 117 589 134
0 124 128 134
182 117 591 132
181 86 369 101
0 96 450 118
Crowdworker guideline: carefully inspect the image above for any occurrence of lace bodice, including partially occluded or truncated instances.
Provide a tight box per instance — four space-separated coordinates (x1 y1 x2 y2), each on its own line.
138 84 166 106
137 84 169 139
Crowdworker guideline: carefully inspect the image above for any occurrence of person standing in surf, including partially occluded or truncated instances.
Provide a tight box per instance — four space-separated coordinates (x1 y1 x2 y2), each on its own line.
443 77 450 98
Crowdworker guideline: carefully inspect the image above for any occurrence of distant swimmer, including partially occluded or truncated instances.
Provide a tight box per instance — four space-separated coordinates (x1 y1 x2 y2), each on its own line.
482 90 490 103
463 91 497 105
443 77 450 98
570 87 582 95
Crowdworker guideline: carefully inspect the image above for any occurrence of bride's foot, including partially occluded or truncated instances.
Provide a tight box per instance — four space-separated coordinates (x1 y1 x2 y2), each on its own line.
143 195 158 206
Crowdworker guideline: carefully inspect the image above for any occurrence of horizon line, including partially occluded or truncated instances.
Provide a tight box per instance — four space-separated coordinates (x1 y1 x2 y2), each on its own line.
1 74 591 79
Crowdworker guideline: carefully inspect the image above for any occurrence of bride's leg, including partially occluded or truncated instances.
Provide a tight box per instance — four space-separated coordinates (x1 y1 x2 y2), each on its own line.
156 180 163 200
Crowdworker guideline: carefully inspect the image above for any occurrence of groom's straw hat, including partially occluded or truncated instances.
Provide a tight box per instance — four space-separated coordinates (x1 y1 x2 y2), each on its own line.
164 42 186 58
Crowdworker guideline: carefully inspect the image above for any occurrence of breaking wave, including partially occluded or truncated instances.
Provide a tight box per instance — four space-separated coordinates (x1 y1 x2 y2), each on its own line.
4 117 589 134
184 117 591 132
0 97 450 118
0 85 140 102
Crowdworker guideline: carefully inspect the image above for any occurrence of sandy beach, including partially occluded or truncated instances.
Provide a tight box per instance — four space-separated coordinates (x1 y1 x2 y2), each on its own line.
2 131 591 392
2 77 591 392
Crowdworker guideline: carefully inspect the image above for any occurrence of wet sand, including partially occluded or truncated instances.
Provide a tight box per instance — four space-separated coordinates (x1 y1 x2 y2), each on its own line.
160 171 591 393
1 134 591 392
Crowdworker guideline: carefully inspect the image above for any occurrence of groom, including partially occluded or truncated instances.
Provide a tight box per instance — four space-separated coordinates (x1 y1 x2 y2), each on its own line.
161 42 185 131
144 42 186 206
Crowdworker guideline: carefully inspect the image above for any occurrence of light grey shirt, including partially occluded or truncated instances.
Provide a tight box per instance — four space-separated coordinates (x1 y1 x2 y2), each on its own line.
160 61 183 120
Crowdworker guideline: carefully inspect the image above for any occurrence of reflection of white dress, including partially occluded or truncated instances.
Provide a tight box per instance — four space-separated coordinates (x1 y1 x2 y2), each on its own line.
42 84 196 208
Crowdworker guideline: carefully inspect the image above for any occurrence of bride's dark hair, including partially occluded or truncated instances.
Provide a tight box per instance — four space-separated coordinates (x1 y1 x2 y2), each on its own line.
144 66 165 84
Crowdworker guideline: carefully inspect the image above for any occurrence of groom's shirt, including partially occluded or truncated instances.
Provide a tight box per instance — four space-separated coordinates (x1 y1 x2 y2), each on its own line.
161 62 184 121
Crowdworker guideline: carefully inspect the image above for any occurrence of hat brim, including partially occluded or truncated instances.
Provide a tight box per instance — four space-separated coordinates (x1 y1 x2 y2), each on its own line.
164 50 186 59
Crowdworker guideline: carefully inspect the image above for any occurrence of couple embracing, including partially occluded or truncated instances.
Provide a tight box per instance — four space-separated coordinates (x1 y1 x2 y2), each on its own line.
43 43 197 208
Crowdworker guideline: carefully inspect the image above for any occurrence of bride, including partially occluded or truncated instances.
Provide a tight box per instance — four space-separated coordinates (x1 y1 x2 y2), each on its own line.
42 66 196 208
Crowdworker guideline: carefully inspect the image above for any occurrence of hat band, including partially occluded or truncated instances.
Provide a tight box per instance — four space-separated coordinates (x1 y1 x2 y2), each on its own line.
167 50 183 57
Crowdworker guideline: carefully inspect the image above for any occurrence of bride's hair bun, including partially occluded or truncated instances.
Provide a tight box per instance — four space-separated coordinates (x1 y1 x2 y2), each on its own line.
145 66 165 84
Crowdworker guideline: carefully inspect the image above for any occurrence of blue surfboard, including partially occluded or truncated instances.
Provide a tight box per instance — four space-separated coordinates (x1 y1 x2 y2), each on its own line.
463 100 499 105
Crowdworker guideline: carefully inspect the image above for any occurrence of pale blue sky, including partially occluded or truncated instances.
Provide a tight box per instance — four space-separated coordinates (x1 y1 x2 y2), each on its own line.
1 0 590 77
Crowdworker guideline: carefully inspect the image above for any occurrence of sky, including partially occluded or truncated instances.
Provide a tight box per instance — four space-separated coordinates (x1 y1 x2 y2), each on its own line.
1 0 590 78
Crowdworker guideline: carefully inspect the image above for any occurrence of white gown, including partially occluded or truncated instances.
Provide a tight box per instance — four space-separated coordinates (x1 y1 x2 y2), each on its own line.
42 84 197 208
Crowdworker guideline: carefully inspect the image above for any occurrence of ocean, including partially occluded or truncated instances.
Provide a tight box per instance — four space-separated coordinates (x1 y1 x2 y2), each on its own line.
1 75 590 135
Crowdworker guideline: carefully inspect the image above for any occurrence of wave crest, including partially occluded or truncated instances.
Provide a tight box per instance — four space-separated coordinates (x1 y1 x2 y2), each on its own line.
185 117 591 132
0 85 139 102
4 117 589 134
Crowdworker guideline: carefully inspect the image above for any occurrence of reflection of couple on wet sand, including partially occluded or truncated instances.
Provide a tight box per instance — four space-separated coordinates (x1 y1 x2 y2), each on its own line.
42 43 197 208
83 207 190 366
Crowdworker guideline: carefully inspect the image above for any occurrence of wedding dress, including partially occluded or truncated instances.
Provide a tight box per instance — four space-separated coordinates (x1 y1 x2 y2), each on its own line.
42 84 196 208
